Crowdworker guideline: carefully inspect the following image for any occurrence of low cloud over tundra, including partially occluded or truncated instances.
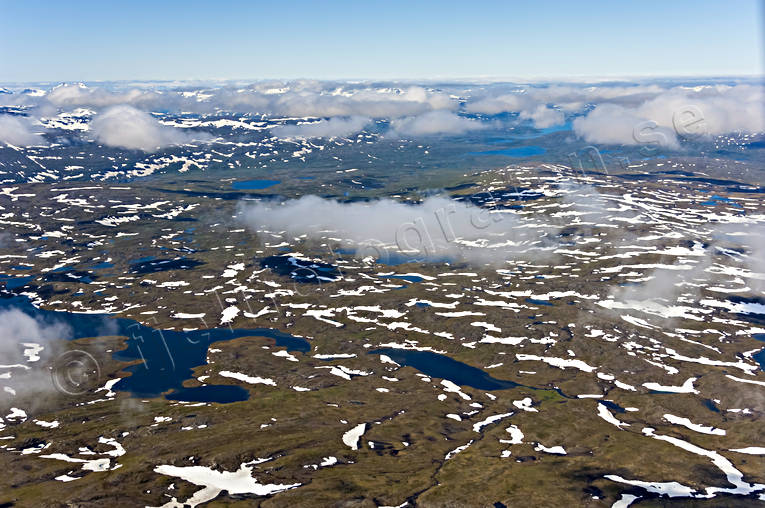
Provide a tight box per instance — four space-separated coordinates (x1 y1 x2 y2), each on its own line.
90 105 209 151
270 116 370 139
0 115 43 147
519 105 565 129
238 194 556 265
713 222 765 293
574 85 764 147
0 309 71 358
1 79 761 151
573 104 681 148
388 111 486 137
0 308 72 404
2 82 456 119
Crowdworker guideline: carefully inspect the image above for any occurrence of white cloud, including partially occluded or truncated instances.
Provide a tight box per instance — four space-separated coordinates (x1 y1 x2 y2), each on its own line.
0 115 43 146
0 308 76 405
238 194 556 265
0 309 70 354
527 84 666 106
714 223 765 293
0 79 467 121
637 85 764 135
46 83 160 109
5 81 760 148
0 309 70 378
90 105 208 151
270 116 370 139
464 85 666 116
519 105 565 129
388 111 486 137
463 91 567 129
16 82 457 119
573 104 680 148
464 93 532 115
750 230 765 277
573 85 764 147
268 85 455 118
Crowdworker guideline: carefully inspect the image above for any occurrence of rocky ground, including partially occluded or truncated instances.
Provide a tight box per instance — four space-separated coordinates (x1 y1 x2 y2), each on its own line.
0 160 764 507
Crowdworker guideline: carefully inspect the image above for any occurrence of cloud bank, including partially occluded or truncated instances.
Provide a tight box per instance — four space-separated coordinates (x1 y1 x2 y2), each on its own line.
519 105 565 129
90 105 208 151
1 80 761 148
0 115 43 146
238 195 556 265
0 308 71 406
388 111 486 137
270 116 370 139
748 227 765 293
45 83 163 110
267 85 454 118
713 223 765 293
0 309 70 354
574 85 764 147
5 82 456 119
573 104 681 148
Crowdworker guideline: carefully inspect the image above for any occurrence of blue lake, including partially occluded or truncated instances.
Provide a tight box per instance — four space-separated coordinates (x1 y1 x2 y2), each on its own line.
368 348 520 391
0 295 310 402
526 298 553 307
700 195 743 208
486 122 572 143
166 385 250 403
130 255 156 264
261 255 341 283
600 400 626 414
334 247 451 267
379 274 424 283
89 262 114 270
231 179 281 190
129 257 204 274
703 399 720 413
1 275 35 290
472 146 546 158
754 349 765 372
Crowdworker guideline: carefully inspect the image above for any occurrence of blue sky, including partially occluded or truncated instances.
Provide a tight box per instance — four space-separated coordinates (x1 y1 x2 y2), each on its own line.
1 0 762 82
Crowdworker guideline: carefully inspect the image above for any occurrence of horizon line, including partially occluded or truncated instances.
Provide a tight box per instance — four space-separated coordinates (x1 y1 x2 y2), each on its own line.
1 73 763 87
